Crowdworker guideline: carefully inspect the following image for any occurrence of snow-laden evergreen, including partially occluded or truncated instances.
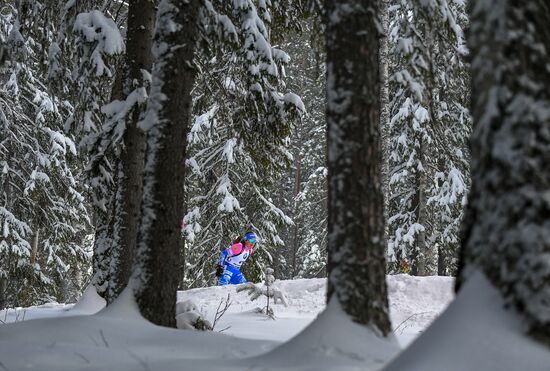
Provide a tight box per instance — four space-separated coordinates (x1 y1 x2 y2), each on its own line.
42 1 127 300
386 0 470 276
459 0 550 344
276 19 327 280
71 6 126 300
0 1 92 306
183 0 305 287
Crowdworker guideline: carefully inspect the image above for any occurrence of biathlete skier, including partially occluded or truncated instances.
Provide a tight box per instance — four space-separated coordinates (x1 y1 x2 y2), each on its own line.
216 231 258 285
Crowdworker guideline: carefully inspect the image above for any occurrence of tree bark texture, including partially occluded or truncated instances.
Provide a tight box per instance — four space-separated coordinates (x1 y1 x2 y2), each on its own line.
458 0 550 346
325 0 392 334
111 0 155 299
133 0 199 327
380 0 390 244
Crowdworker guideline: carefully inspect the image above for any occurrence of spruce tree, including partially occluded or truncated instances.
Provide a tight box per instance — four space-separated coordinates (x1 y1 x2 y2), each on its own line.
458 0 550 345
279 20 327 280
386 0 470 276
0 0 95 306
182 0 304 287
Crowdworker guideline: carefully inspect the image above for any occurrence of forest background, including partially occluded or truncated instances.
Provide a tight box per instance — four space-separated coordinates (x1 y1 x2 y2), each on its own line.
0 0 469 309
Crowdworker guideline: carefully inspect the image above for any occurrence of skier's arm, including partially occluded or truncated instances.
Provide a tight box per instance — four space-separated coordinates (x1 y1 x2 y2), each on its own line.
218 249 228 266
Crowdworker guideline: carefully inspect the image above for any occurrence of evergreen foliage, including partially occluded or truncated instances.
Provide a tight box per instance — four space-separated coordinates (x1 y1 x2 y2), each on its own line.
0 0 476 314
0 0 93 307
459 0 550 345
183 0 305 287
276 19 327 280
386 0 470 275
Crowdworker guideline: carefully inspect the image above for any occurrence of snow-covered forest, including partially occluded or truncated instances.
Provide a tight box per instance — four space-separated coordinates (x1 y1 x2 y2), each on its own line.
1 0 549 370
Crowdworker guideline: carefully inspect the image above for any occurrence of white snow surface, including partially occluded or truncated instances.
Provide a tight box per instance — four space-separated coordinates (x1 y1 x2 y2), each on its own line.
0 275 456 370
178 275 454 347
384 270 550 371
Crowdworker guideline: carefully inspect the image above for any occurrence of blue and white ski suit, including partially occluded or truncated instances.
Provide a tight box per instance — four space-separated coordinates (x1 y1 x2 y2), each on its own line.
218 242 254 285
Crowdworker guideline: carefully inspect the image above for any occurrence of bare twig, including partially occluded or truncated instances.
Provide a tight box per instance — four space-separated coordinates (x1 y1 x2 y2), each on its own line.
212 293 231 331
218 325 231 333
393 311 434 334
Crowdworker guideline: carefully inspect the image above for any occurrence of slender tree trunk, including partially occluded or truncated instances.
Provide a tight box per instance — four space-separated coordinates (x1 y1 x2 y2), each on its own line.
292 151 301 278
380 0 391 249
93 179 118 301
133 0 200 327
436 156 448 276
411 138 429 276
325 0 391 334
111 0 155 299
437 246 446 276
273 184 284 279
0 278 6 310
458 0 550 346
92 57 123 301
29 229 39 265
0 152 12 308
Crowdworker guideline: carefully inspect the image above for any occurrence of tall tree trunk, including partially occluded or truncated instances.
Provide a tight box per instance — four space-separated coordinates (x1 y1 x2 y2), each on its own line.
133 0 200 327
458 0 550 345
380 0 391 248
325 0 391 334
110 0 155 299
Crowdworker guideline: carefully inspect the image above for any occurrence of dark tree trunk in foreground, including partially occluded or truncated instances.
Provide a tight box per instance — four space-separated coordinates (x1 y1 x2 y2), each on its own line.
133 0 199 327
325 0 391 334
110 0 155 300
458 0 550 346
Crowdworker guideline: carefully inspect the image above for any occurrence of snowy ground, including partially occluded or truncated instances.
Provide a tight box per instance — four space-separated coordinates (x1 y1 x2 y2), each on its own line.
177 275 454 347
0 275 454 370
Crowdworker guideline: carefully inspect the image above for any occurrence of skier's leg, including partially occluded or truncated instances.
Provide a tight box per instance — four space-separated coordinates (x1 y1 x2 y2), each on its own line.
218 265 233 286
231 270 247 284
